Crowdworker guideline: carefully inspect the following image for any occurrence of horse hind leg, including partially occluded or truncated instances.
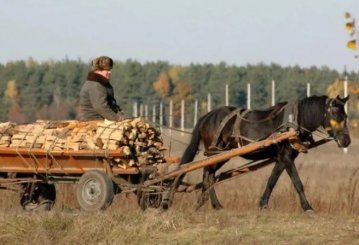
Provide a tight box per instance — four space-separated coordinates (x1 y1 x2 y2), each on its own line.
208 168 223 210
195 166 223 210
194 167 211 210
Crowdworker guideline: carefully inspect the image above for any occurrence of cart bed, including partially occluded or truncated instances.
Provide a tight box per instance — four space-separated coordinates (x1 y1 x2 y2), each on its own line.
0 147 139 175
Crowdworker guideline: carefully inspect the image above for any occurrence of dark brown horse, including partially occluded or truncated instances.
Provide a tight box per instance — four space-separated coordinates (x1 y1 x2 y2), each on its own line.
180 95 351 211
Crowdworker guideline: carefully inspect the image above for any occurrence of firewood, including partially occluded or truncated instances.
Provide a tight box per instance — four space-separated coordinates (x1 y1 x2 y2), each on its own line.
0 118 166 167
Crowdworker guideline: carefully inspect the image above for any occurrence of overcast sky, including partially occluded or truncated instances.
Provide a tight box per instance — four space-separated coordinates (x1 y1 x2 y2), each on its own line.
1 0 358 72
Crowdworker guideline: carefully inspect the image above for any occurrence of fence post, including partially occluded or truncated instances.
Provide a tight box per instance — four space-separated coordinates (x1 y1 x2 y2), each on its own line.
144 104 148 120
169 100 173 134
344 76 348 154
133 101 138 117
159 101 163 129
139 103 143 117
181 99 185 136
152 105 156 124
247 83 251 109
307 83 311 97
225 84 229 106
344 76 348 112
194 99 198 127
207 93 211 112
271 80 275 106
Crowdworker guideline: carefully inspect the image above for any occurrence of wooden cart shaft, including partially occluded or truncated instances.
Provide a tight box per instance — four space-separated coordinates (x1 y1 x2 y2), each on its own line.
144 131 297 186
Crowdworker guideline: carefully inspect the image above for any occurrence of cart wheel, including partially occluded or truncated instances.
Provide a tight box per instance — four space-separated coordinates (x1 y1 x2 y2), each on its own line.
138 190 162 210
20 183 56 211
76 170 114 211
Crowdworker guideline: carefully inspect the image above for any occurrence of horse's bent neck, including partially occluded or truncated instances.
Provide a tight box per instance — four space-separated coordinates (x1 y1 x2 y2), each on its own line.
298 96 327 133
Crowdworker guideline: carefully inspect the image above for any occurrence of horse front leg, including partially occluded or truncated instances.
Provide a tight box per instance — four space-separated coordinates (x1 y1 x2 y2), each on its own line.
284 159 313 212
259 161 285 209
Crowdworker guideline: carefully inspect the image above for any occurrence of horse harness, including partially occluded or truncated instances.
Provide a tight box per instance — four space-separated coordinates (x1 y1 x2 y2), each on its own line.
207 102 299 154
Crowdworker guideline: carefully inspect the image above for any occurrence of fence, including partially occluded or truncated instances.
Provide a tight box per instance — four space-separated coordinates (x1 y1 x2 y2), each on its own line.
130 78 350 131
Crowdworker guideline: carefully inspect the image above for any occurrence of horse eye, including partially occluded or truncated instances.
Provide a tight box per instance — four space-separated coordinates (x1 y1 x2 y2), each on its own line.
330 107 339 113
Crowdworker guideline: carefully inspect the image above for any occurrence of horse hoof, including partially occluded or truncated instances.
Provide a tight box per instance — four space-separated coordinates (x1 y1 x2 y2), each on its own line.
194 202 202 211
260 204 268 210
177 184 188 192
213 205 223 210
304 209 315 216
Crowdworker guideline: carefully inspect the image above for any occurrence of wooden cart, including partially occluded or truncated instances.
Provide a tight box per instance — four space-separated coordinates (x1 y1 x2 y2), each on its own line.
0 131 307 211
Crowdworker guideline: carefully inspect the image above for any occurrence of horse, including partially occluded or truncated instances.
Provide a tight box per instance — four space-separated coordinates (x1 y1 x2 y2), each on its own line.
180 95 351 211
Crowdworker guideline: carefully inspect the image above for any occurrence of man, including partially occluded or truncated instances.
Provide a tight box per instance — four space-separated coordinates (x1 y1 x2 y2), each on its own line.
79 56 127 121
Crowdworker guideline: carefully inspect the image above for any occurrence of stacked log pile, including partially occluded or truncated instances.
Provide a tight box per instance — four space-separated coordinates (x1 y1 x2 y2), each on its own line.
0 118 166 168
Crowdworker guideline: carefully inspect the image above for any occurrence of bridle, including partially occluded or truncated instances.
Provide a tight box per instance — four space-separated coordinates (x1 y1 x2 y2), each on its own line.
323 97 347 134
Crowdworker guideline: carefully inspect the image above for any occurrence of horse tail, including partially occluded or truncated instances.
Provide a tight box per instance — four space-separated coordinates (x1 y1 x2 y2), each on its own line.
180 119 202 165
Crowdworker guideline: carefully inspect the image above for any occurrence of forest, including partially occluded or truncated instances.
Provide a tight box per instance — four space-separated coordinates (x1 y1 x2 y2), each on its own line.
1 58 358 127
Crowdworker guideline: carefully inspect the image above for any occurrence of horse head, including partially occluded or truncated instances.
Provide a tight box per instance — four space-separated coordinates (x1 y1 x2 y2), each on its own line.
323 95 351 148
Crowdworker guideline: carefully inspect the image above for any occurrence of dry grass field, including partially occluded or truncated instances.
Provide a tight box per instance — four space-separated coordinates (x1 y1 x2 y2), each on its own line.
0 129 358 244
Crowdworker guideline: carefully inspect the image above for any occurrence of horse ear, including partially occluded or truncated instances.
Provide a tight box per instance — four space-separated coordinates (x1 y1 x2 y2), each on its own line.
336 95 350 105
336 94 350 103
343 95 350 103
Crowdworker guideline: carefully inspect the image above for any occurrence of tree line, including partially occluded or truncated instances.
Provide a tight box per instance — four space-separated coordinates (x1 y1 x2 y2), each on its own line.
0 58 358 125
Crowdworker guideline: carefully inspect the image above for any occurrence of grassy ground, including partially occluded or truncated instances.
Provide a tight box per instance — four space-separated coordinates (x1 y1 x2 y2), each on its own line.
0 208 358 244
0 132 358 244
